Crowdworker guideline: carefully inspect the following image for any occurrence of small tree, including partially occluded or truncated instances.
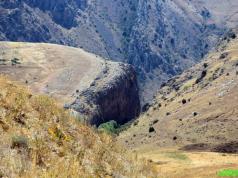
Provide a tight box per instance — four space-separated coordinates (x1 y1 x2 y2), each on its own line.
11 58 21 66
0 59 7 65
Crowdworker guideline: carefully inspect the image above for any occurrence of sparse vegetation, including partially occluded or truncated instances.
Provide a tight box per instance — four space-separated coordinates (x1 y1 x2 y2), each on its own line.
181 78 196 91
206 61 224 81
165 151 188 161
182 99 187 104
98 120 118 135
11 57 21 66
11 135 28 149
203 63 208 68
98 120 135 136
195 70 207 84
118 31 238 178
219 52 229 59
193 112 198 116
0 59 7 65
0 76 157 177
149 127 155 133
152 119 159 125
173 136 177 141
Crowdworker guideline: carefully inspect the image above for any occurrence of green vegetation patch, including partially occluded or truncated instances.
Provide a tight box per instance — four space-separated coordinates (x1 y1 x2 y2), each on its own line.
165 151 189 161
98 120 132 135
98 120 119 135
218 170 238 177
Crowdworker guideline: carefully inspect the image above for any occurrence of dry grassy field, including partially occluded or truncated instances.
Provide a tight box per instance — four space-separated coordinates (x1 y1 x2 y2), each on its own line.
138 147 238 178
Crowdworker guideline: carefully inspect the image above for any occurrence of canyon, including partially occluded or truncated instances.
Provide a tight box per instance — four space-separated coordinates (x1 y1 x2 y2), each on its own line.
1 0 238 103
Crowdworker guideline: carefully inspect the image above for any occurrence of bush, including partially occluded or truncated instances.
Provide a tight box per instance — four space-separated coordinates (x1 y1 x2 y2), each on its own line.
11 135 28 149
219 52 228 59
182 99 187 104
98 120 118 135
11 58 21 66
149 127 155 133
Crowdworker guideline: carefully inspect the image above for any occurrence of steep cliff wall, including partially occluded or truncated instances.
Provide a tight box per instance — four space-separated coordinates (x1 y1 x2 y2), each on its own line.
70 63 140 126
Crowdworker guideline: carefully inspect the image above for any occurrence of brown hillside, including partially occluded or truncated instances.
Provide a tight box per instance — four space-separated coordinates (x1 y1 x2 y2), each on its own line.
119 31 238 152
0 76 156 178
0 42 112 103
117 31 238 178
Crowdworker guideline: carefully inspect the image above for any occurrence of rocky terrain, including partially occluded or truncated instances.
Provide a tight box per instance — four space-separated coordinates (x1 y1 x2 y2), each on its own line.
70 63 140 126
121 29 238 149
118 31 238 151
1 0 238 103
1 1 238 177
0 42 140 125
117 30 238 178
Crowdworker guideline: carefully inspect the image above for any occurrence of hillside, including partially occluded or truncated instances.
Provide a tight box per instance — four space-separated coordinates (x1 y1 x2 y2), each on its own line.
119 31 238 151
0 42 140 125
1 0 238 103
117 31 238 177
1 1 238 177
0 76 156 177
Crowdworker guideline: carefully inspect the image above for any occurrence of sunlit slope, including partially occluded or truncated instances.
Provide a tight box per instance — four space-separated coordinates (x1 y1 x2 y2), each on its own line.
0 76 156 177
119 32 238 152
0 42 109 103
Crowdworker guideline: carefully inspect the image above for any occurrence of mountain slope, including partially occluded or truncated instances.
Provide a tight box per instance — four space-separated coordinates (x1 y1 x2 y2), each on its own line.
118 31 238 152
0 76 156 177
1 0 238 102
118 30 238 178
0 42 140 125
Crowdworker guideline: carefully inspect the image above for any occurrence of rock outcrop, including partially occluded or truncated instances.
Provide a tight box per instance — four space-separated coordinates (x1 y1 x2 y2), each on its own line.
0 42 140 125
70 63 140 126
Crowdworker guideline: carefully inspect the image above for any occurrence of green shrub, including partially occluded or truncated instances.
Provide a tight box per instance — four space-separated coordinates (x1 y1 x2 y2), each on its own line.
98 120 118 135
11 135 28 149
11 58 21 66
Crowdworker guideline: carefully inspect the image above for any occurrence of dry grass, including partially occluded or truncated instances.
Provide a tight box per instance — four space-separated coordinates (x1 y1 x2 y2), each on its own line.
118 35 238 149
0 75 157 178
138 147 238 178
181 78 196 91
117 34 238 178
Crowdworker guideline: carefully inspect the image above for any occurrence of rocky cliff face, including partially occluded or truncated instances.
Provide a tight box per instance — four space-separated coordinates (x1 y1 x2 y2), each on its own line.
0 42 140 125
1 0 238 103
24 0 87 29
70 63 140 126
